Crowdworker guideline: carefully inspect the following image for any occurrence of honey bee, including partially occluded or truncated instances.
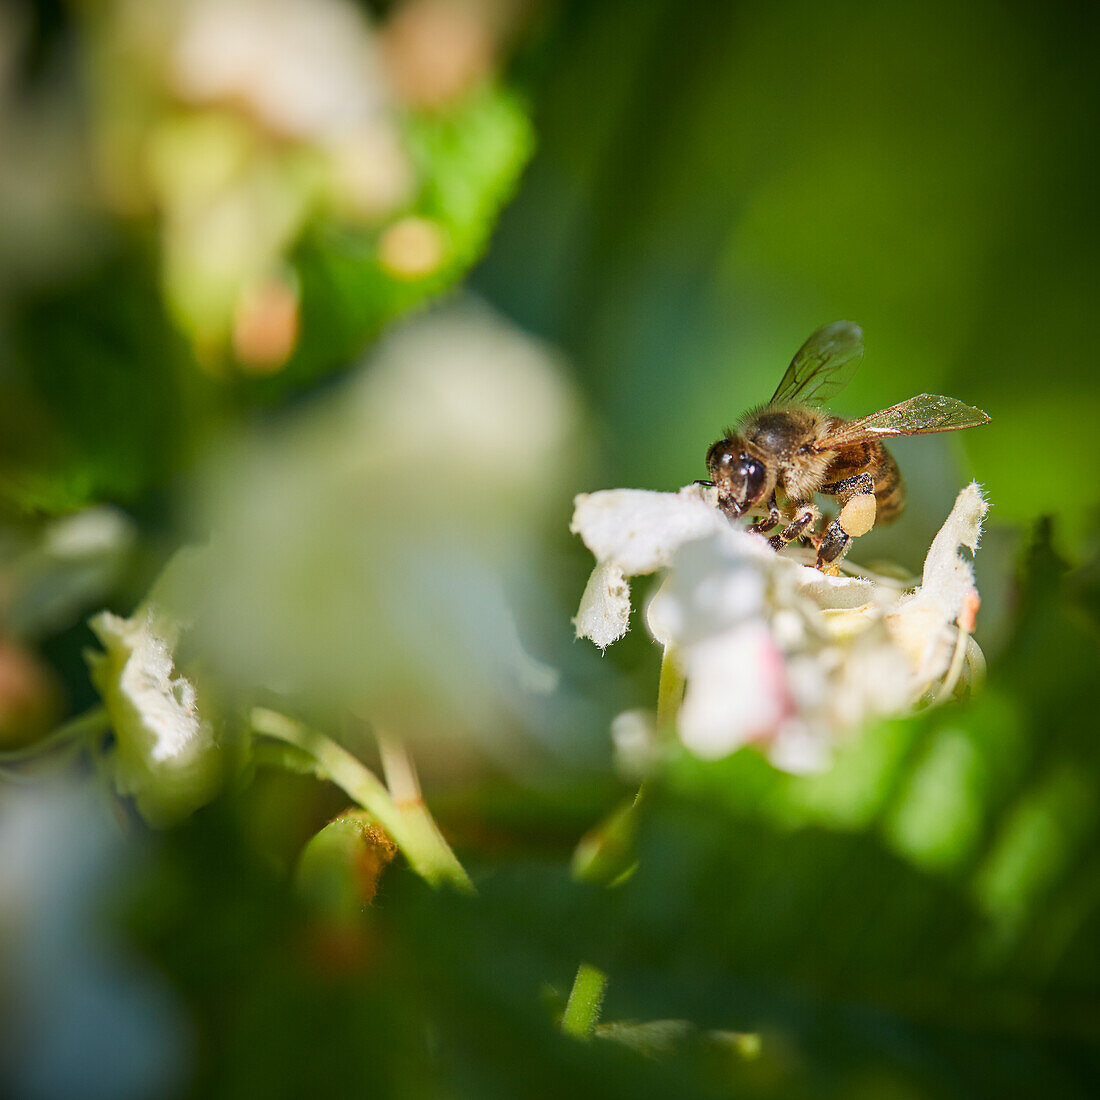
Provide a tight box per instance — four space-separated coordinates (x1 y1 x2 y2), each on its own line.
703 322 991 571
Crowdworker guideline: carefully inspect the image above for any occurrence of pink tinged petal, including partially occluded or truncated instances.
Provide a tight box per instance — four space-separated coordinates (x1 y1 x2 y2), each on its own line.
677 623 793 760
957 590 981 634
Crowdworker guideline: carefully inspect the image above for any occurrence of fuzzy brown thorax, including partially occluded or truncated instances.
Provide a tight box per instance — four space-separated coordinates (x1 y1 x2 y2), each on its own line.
740 406 837 504
708 406 840 515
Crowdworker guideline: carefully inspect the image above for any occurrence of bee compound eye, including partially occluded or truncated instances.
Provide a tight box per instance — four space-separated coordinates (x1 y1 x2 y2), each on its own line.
706 440 738 471
739 455 766 499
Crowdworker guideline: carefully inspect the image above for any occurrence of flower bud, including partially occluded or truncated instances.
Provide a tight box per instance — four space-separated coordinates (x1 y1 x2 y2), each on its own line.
86 603 223 826
295 812 396 917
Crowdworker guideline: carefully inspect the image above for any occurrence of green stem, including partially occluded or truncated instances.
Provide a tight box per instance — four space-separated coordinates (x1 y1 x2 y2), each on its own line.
655 643 685 733
250 708 473 893
627 643 685 831
0 705 110 762
572 645 683 884
375 728 472 892
561 962 607 1039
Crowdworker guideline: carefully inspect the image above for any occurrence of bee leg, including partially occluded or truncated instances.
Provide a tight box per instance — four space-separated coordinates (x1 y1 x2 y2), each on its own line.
820 472 875 497
752 494 783 534
816 472 877 571
815 517 852 570
816 494 877 571
768 504 818 552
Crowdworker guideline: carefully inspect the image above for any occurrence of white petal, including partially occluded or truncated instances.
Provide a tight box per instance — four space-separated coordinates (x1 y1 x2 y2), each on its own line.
886 605 951 681
573 560 631 649
794 567 878 611
611 708 662 780
768 719 832 774
887 482 988 680
830 627 916 728
917 481 988 621
173 0 390 140
570 485 727 576
771 608 810 649
91 609 209 766
783 652 832 713
645 528 770 647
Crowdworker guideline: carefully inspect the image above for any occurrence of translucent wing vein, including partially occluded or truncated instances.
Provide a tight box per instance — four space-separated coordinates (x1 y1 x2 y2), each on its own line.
813 394 991 451
769 321 864 407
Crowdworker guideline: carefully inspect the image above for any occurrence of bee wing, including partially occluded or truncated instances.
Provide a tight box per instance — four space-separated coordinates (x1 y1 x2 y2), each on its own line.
812 394 991 452
769 321 864 407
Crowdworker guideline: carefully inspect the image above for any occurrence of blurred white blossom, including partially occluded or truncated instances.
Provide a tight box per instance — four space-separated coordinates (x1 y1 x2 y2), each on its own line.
574 483 988 773
172 0 392 141
185 300 587 771
2 506 136 641
86 553 224 825
85 0 415 359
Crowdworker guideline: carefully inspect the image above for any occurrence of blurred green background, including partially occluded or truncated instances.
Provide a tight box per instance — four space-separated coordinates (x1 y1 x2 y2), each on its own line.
1 0 1099 1097
482 0 1100 556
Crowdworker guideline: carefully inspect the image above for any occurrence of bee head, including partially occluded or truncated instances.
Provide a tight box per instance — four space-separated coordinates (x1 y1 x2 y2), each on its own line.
705 436 769 516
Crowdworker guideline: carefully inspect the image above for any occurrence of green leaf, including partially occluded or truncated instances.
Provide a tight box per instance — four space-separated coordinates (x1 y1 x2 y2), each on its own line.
236 86 534 401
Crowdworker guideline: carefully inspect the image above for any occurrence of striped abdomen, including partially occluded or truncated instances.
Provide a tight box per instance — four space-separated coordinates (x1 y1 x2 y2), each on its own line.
825 440 907 525
872 444 906 523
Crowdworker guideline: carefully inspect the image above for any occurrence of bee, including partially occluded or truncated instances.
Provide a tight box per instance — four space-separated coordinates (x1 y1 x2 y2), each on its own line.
703 322 991 571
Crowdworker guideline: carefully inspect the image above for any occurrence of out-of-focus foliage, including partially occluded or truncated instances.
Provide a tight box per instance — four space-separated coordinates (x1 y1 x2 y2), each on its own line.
0 0 532 513
6 530 1090 1100
1 0 1099 1097
84 526 1093 1100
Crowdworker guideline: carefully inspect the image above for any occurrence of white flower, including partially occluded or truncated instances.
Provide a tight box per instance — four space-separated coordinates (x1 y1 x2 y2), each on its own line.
86 556 223 825
185 300 585 768
172 0 392 141
570 484 729 648
886 482 987 681
573 482 988 772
